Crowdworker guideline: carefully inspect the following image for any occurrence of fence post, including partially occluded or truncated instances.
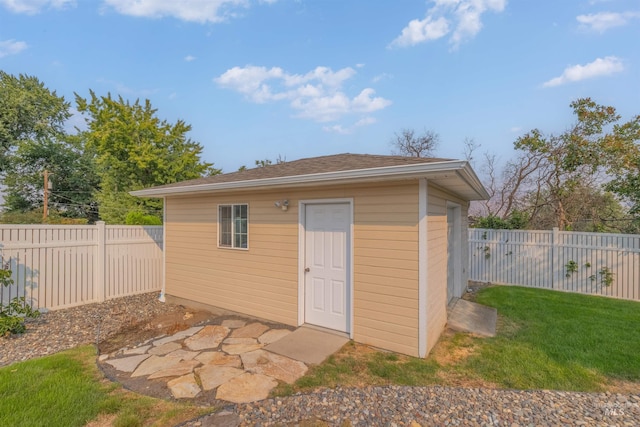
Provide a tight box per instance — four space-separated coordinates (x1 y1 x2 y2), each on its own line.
552 227 560 290
96 221 106 302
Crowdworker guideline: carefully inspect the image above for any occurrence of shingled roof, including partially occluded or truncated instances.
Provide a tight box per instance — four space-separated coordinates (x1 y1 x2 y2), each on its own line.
131 153 489 200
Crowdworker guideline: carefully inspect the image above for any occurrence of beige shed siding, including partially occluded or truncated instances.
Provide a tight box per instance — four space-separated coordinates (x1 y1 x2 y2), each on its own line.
426 184 469 352
164 181 421 357
351 183 420 356
165 192 299 325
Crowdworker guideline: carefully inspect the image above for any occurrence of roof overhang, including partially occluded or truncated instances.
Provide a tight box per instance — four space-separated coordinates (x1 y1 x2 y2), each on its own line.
130 160 490 201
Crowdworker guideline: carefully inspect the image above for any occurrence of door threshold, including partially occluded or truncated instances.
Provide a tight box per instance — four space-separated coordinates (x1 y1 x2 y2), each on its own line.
301 324 350 339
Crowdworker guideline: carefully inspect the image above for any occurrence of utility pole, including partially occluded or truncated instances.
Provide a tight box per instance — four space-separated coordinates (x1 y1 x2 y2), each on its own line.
43 169 49 222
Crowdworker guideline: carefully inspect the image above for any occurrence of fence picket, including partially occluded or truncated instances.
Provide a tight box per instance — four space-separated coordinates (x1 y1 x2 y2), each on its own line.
469 228 640 301
0 222 163 311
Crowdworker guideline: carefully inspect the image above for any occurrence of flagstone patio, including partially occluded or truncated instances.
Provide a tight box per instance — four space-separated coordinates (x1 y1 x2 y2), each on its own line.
99 319 307 404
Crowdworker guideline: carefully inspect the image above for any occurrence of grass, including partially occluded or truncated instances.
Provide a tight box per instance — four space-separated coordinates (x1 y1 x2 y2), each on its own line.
274 286 640 396
0 346 210 427
465 286 640 390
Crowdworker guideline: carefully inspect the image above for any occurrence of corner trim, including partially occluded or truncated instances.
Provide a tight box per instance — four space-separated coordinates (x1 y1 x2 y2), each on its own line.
418 178 428 357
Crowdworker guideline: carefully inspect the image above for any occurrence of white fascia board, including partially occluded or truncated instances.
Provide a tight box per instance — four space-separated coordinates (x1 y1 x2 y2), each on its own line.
130 160 488 199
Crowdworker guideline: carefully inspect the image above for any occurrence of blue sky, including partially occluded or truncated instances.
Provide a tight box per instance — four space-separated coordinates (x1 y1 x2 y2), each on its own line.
0 0 638 173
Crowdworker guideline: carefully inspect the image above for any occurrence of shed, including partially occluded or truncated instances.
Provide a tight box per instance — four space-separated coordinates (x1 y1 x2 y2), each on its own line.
131 153 489 357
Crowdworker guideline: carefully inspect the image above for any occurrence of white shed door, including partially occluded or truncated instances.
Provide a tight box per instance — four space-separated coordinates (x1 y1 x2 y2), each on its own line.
304 203 350 332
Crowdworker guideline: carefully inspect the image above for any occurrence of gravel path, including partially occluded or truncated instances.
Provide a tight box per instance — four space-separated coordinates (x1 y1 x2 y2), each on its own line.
0 292 176 367
2 295 639 426
192 386 640 426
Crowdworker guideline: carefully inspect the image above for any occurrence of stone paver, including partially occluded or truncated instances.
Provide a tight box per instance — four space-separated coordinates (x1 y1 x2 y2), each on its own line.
184 325 230 351
132 355 182 377
148 360 201 379
148 341 182 355
221 319 246 329
216 373 278 403
231 322 269 338
104 354 150 372
196 366 245 391
258 329 291 344
100 318 317 405
167 373 201 398
223 337 258 345
166 349 199 360
222 343 264 354
122 345 151 355
196 351 242 367
241 349 308 384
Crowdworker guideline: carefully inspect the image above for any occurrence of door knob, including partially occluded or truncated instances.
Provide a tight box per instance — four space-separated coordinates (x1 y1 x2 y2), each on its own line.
304 267 310 272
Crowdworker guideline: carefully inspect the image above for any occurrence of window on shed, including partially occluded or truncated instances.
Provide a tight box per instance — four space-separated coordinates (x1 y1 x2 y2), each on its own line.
218 204 248 249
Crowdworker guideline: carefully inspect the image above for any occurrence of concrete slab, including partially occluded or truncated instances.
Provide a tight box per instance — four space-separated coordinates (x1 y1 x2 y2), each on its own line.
264 326 349 365
447 298 497 337
258 329 291 344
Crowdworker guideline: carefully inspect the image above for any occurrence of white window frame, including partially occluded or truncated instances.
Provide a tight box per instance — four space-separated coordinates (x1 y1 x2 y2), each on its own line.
217 203 249 250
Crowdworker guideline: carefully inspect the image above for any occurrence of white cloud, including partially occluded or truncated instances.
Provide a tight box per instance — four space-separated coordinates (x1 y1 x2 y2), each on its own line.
577 11 640 33
372 73 392 83
323 117 377 134
0 39 27 57
323 124 351 135
215 65 391 123
102 0 256 24
510 126 522 133
542 56 624 88
184 55 196 62
390 0 507 49
390 16 450 47
0 0 74 14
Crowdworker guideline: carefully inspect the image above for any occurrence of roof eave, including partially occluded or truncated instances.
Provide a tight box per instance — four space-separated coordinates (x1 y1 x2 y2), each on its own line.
130 160 489 200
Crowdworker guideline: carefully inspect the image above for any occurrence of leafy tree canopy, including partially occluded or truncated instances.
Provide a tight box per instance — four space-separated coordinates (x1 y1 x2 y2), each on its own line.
0 72 70 171
76 91 219 223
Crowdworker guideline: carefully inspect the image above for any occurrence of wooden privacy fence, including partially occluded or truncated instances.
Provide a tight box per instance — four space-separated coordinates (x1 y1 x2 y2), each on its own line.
469 228 640 301
0 222 163 311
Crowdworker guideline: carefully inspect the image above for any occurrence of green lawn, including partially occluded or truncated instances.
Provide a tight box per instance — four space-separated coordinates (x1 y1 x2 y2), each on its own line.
0 346 209 427
466 286 640 390
277 286 640 395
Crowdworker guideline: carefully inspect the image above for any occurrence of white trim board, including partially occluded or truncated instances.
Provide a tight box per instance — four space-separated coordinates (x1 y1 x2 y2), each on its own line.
418 179 428 357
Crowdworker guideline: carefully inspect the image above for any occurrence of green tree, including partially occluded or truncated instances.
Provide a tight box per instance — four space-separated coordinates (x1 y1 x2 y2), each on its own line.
2 134 99 221
76 91 218 223
512 98 639 230
0 72 70 171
